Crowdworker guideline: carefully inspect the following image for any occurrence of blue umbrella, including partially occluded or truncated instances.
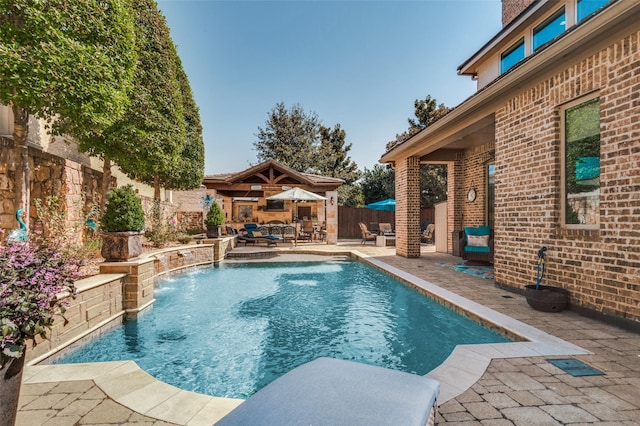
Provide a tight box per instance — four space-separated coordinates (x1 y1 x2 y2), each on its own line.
365 198 396 211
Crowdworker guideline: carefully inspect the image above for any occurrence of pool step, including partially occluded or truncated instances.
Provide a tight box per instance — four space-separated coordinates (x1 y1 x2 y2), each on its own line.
226 248 280 259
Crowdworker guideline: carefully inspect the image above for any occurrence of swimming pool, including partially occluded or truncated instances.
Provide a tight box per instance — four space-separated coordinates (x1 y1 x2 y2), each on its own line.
54 259 510 398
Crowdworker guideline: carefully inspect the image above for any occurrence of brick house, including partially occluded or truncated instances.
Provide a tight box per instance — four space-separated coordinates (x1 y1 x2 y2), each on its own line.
381 0 639 326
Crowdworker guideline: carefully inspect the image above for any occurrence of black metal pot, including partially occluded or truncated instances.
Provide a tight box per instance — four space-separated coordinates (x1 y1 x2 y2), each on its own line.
524 284 569 312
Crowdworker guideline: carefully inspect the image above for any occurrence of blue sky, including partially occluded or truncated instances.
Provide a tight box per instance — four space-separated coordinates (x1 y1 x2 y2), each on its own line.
157 0 502 175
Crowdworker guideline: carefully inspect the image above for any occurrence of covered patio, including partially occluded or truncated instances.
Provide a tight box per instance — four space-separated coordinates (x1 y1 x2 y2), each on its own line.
202 160 343 244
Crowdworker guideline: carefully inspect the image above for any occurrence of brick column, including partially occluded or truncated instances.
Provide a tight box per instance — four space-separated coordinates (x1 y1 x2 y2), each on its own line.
395 157 421 258
325 190 338 244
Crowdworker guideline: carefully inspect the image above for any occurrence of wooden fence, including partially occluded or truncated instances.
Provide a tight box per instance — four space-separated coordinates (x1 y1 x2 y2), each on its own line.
338 206 435 238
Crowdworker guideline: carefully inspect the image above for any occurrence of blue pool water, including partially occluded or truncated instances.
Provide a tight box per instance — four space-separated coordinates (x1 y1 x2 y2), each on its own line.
55 260 510 398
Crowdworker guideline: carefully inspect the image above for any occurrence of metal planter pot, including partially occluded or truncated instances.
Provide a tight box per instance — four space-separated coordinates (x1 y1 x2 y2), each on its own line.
524 284 569 313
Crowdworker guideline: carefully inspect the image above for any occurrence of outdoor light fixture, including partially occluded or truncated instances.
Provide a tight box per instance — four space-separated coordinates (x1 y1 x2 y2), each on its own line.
330 196 335 205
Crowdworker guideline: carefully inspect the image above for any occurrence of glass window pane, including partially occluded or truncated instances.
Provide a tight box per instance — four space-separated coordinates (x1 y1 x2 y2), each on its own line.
578 0 610 22
533 8 566 51
501 39 525 74
564 98 600 225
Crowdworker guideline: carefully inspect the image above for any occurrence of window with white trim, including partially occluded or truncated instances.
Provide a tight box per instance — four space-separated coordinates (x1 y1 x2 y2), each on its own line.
577 0 611 22
500 38 525 74
533 7 566 51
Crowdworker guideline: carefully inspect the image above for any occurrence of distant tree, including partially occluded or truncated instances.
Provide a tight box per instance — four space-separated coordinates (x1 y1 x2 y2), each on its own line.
338 184 364 207
315 124 361 185
386 95 451 151
383 94 451 207
359 164 395 205
0 0 137 219
254 102 320 172
420 164 447 207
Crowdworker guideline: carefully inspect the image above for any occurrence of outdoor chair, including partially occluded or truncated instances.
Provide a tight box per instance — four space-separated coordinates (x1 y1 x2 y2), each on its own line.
297 219 314 242
421 224 435 244
460 226 494 264
228 225 256 246
359 222 377 245
244 223 283 247
378 223 395 236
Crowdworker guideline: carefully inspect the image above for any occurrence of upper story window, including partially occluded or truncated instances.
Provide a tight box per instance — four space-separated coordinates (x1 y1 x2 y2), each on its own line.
562 97 600 227
533 7 566 51
500 38 525 74
577 0 611 22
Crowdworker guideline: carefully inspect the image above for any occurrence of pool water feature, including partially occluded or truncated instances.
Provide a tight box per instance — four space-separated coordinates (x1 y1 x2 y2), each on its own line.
54 260 510 399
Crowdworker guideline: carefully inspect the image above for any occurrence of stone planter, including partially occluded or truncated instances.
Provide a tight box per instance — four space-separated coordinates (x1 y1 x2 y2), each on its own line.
1 355 26 426
524 284 569 313
206 225 222 238
101 231 143 261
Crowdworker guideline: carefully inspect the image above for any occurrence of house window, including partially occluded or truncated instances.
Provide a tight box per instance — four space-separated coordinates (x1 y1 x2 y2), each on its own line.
533 7 566 51
562 97 600 226
500 38 525 74
266 199 284 211
577 0 610 22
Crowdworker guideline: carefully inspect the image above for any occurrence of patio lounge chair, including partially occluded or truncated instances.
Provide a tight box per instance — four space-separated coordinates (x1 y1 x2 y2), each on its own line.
244 223 283 247
215 357 439 426
358 223 376 245
226 225 256 246
378 222 395 236
460 226 494 264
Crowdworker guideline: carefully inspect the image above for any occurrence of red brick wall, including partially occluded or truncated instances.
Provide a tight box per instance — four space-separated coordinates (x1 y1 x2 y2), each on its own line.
494 30 640 321
502 0 536 27
395 156 422 258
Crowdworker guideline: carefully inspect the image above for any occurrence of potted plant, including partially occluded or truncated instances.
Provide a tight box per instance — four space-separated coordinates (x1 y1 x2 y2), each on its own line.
205 201 224 238
100 185 145 261
524 247 569 312
0 241 79 426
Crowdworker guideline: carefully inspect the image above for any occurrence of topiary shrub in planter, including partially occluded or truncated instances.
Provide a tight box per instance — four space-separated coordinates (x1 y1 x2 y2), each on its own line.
205 202 224 238
100 185 145 261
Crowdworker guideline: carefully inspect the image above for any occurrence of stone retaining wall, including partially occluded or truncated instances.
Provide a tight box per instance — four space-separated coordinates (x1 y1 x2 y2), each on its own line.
27 238 236 365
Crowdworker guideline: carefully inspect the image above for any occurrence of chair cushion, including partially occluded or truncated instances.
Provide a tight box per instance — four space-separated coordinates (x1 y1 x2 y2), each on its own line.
464 226 491 236
467 235 489 247
252 231 263 237
464 245 491 253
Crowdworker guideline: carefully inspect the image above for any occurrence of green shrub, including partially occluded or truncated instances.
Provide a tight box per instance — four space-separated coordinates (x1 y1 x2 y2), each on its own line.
205 202 224 226
100 185 145 232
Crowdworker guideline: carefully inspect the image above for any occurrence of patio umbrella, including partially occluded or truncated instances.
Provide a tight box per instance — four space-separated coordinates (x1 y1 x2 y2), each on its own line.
365 198 396 211
267 187 327 245
267 187 327 202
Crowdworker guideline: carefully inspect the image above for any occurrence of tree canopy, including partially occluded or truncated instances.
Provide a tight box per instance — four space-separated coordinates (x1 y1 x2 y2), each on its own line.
386 95 451 151
254 103 360 187
0 0 137 216
359 164 395 205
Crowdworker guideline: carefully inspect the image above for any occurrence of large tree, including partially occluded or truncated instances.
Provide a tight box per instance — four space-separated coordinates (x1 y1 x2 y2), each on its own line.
161 59 205 191
359 164 395 205
254 102 320 172
255 103 361 205
78 0 186 202
385 94 451 207
315 124 361 185
0 0 137 219
386 95 451 151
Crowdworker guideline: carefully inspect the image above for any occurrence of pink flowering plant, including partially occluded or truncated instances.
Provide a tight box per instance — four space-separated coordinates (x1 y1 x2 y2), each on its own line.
0 241 79 367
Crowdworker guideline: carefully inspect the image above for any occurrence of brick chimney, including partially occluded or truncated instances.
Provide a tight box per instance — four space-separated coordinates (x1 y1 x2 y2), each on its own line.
502 0 537 26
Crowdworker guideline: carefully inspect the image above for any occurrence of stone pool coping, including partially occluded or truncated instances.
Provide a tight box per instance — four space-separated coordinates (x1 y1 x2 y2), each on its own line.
22 249 590 425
